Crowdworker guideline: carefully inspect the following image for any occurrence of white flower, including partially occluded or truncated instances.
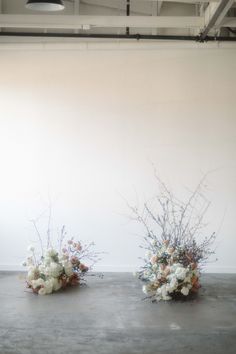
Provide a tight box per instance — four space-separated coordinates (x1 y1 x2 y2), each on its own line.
27 267 39 281
31 278 45 288
162 295 171 301
181 286 189 296
52 278 62 292
37 279 54 295
161 284 168 297
170 277 178 290
166 277 178 293
64 261 73 276
22 261 27 267
38 264 46 273
38 287 47 295
46 279 54 294
46 248 58 259
175 266 187 281
47 262 63 278
27 245 35 252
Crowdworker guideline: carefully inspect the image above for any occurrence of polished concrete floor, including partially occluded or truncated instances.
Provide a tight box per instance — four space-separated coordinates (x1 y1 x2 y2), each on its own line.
0 272 236 354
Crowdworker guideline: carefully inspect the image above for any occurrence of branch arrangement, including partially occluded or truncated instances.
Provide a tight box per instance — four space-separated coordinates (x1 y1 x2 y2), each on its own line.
22 212 102 295
130 173 217 301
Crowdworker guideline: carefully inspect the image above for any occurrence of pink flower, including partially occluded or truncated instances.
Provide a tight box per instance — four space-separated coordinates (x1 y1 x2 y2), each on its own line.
79 263 89 272
70 256 79 265
67 240 73 245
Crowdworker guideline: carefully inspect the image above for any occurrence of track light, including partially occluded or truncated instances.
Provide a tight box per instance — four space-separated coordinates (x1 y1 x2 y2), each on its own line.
26 0 65 11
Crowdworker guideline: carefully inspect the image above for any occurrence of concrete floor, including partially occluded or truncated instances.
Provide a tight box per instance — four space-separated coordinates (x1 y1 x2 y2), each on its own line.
0 272 236 354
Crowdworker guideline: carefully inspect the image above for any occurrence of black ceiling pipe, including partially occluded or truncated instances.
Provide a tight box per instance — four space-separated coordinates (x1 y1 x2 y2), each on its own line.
126 0 130 36
0 31 236 41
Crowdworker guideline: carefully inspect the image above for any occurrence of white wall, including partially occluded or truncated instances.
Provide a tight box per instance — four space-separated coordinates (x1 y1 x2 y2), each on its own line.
0 42 236 273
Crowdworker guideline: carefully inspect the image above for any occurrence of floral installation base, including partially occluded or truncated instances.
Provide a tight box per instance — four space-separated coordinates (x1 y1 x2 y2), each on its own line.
139 240 201 301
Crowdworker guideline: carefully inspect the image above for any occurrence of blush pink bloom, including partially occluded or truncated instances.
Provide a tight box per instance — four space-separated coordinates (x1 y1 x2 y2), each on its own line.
70 256 79 264
79 263 89 272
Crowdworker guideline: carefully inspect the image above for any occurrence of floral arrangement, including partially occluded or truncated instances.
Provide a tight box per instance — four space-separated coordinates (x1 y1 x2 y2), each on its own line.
23 218 102 295
130 172 217 302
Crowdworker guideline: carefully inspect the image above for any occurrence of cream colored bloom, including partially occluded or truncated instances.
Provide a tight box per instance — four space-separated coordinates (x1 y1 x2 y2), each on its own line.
181 286 189 296
38 287 47 295
31 278 45 288
64 261 73 276
52 278 62 292
175 266 187 280
48 262 63 278
27 267 39 281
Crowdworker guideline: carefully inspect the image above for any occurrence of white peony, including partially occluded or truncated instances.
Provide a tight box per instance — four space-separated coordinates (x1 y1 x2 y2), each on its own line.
38 287 47 295
27 267 39 281
44 279 54 294
47 262 63 278
52 278 62 292
46 248 58 259
63 261 73 276
31 278 45 288
37 279 54 295
170 277 178 290
181 286 189 296
175 267 187 280
166 277 178 293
